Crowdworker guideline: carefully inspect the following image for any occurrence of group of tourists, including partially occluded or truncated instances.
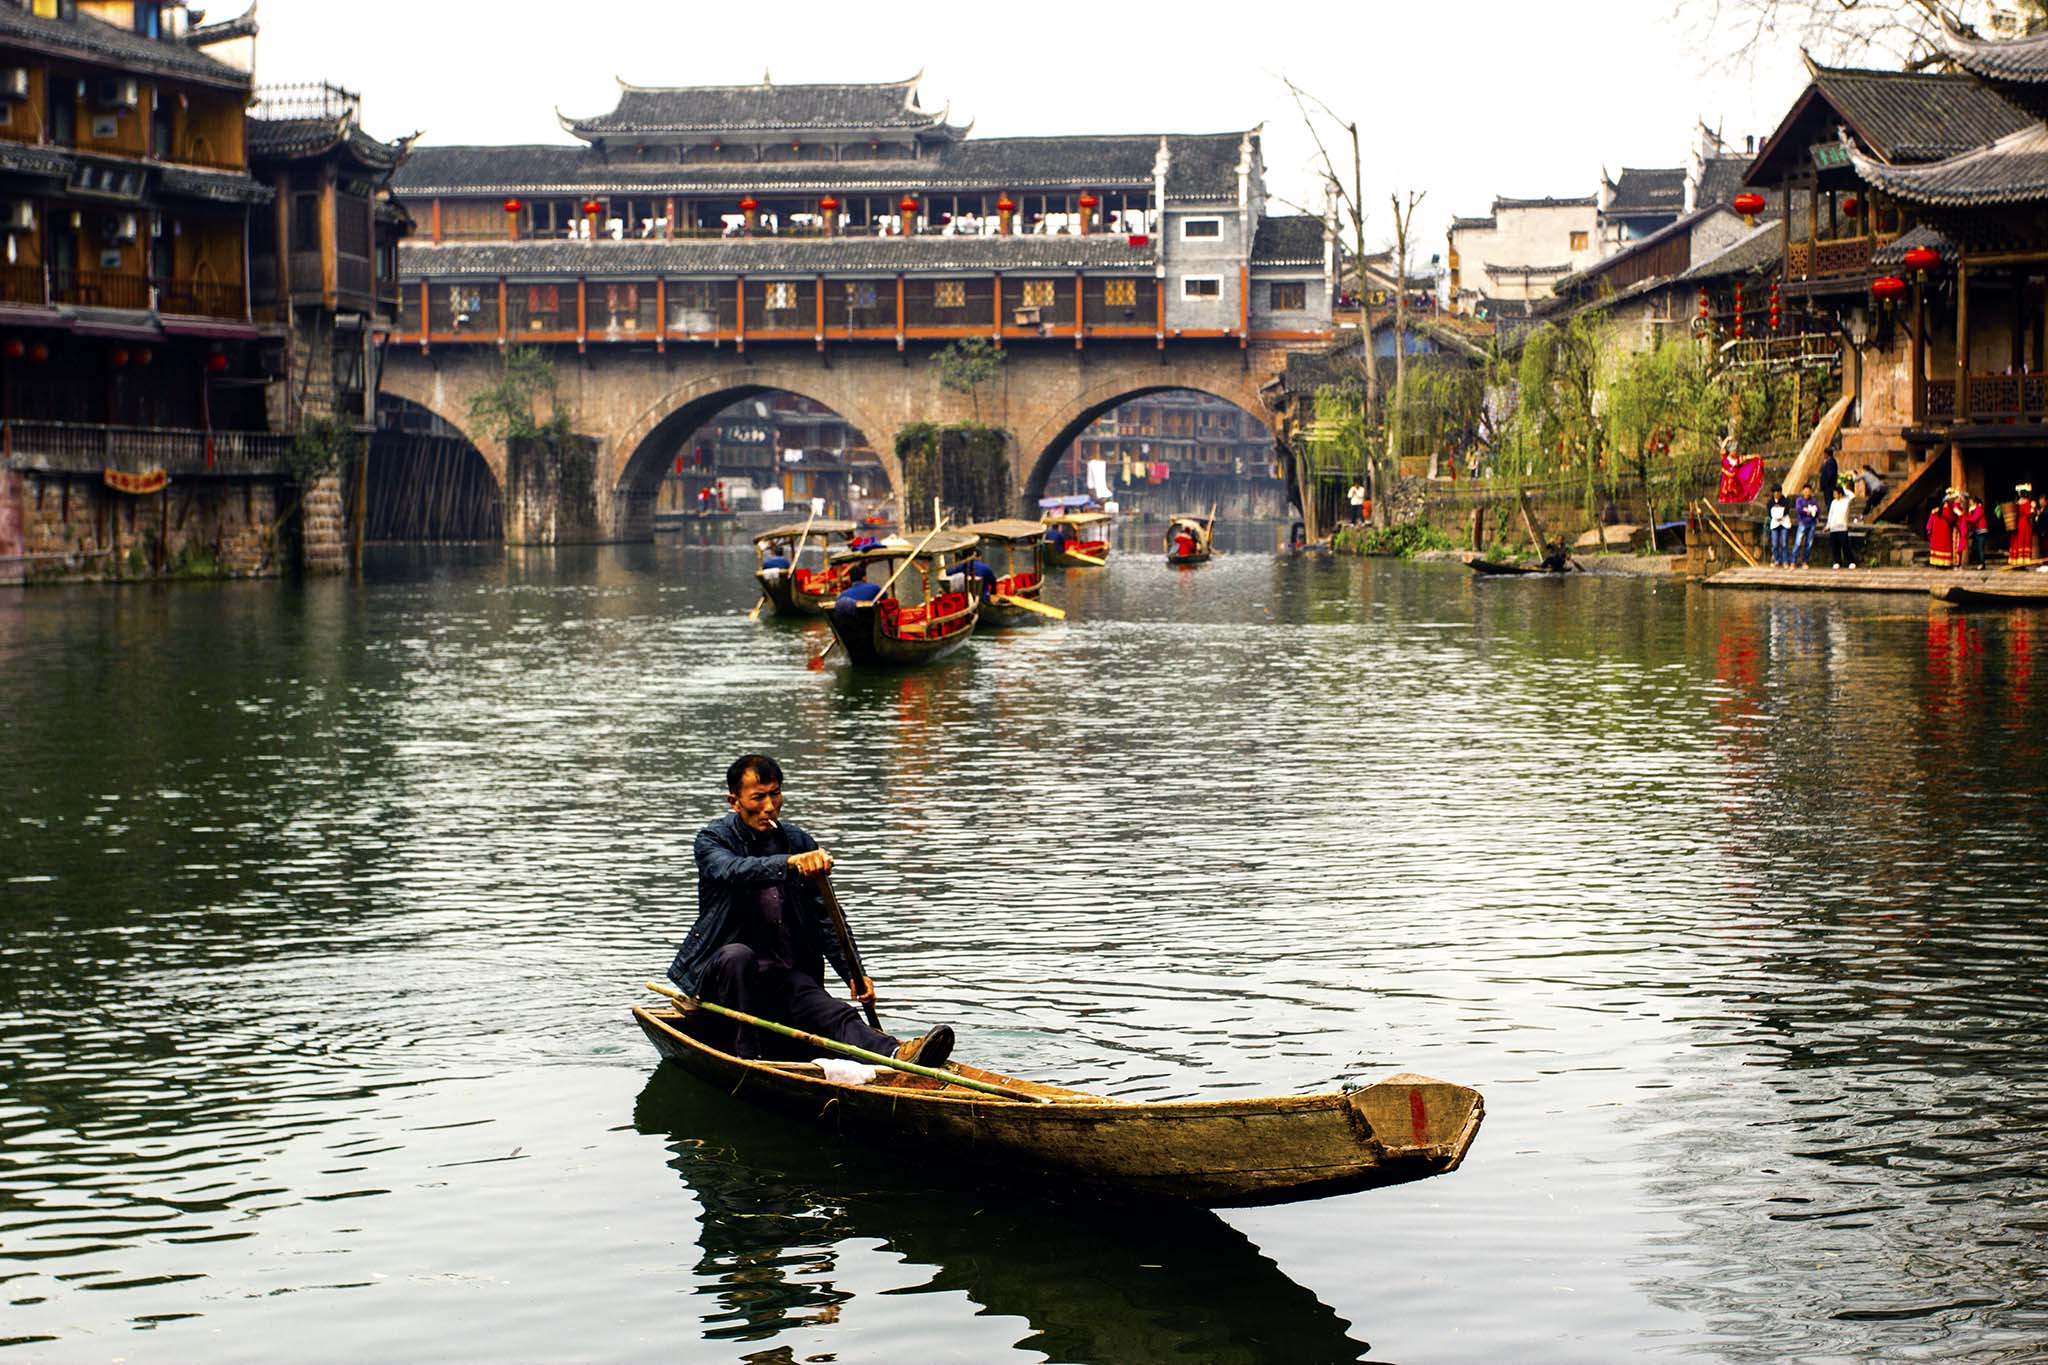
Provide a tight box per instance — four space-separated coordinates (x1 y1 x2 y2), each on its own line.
1766 478 1863 569
1927 483 2042 570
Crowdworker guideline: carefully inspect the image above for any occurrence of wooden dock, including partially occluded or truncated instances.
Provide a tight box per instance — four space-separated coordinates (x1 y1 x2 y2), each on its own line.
1704 564 2048 596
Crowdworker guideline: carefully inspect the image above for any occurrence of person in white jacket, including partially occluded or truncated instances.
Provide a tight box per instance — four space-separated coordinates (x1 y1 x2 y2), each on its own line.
1826 487 1856 568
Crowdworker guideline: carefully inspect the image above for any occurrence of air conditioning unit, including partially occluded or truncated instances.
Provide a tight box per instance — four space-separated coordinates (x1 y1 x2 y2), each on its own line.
0 69 28 102
102 212 139 244
94 78 140 111
1012 306 1041 326
2 202 35 234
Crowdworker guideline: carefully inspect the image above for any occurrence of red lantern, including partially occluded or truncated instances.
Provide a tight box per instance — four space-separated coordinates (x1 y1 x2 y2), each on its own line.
206 352 229 372
1903 245 1941 272
899 196 918 214
2 338 22 360
1732 192 1766 216
818 195 839 213
1871 275 1907 301
996 195 1015 213
1078 192 1097 209
29 343 49 363
1841 196 1861 216
503 198 523 214
1697 286 1709 319
134 346 152 366
110 347 128 367
582 199 603 217
738 196 758 213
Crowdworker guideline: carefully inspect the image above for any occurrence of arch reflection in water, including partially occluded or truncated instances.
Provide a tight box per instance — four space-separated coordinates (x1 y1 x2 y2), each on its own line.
631 1067 1373 1363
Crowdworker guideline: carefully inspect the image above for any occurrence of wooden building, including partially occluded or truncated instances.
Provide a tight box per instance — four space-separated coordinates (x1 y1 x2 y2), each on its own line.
390 75 1335 355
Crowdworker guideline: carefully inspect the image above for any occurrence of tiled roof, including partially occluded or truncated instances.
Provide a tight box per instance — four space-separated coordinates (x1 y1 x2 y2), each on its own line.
391 132 1246 201
1807 64 2032 162
0 140 74 180
248 116 405 171
1938 25 2048 83
0 4 250 89
1251 214 1324 266
1493 195 1595 211
158 164 272 204
1281 346 1367 395
399 234 1160 278
1851 122 2048 206
565 77 944 137
1606 167 1684 215
1557 204 1732 294
1449 214 1496 232
1695 156 1757 209
1870 223 1955 268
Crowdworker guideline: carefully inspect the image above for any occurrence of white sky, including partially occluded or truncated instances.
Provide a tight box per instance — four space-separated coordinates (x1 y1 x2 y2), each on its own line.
249 0 1814 261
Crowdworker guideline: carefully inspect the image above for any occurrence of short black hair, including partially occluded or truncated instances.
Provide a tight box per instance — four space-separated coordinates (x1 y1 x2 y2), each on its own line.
727 754 784 793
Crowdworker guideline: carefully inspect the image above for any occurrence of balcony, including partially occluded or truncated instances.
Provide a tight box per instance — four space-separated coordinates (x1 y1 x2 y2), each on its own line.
1924 375 2048 425
1784 233 1897 283
158 278 246 318
51 269 150 312
2 421 292 476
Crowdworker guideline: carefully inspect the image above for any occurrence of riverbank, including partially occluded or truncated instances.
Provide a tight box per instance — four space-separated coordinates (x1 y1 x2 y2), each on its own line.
1706 563 2048 596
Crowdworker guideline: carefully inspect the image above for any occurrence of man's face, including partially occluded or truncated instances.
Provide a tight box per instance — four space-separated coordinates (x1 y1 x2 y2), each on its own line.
728 772 784 832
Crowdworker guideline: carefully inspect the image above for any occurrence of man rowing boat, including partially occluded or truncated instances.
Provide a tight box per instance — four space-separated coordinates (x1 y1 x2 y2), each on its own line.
665 754 954 1068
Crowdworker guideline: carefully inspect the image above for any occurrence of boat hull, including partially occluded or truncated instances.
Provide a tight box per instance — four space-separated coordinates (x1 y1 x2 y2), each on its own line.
825 599 978 666
754 570 805 617
1466 558 1560 577
1165 550 1212 566
1934 583 2048 607
632 1005 1482 1206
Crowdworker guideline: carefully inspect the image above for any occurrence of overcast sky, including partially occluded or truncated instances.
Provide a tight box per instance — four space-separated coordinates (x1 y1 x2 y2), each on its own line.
250 0 1814 259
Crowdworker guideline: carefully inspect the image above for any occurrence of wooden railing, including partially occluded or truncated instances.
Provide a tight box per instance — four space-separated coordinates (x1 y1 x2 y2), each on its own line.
1921 375 2048 424
51 269 150 311
2 421 292 476
158 278 246 318
1784 233 1898 282
0 264 43 306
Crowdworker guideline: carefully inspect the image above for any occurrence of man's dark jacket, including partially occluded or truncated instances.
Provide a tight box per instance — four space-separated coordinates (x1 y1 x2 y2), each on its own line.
666 813 851 997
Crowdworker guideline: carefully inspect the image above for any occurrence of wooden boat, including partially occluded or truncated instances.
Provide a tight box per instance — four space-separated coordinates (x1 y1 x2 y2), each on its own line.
1932 582 2048 608
752 519 857 617
960 517 1053 627
631 1002 1483 1207
1465 555 1563 577
1164 512 1216 566
1042 510 1112 567
822 530 983 667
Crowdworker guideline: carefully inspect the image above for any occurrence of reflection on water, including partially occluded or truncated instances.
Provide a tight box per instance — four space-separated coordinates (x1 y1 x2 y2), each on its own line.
633 1066 1371 1364
2 534 2047 1359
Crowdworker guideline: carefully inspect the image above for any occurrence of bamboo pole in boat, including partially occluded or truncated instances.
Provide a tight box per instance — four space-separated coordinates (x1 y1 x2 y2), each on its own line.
642 981 1044 1102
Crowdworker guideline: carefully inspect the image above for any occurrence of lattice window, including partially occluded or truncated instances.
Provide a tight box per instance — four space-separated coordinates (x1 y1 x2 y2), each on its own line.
1104 279 1137 307
935 280 966 309
764 282 798 311
1268 282 1306 311
1021 279 1057 307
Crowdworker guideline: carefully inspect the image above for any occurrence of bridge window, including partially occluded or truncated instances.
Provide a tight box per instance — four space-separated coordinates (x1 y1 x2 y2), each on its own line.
1269 282 1306 311
1103 279 1136 308
1182 277 1222 299
1019 279 1057 308
1181 218 1221 239
934 280 966 309
764 282 799 311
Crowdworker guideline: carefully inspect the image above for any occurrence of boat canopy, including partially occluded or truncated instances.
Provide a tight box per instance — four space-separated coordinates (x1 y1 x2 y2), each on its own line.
1037 494 1099 510
753 519 856 544
1168 513 1215 526
959 518 1048 542
828 530 982 564
1044 510 1112 528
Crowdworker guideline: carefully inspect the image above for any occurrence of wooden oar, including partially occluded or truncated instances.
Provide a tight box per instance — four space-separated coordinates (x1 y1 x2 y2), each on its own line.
815 871 880 1030
808 519 949 669
641 981 1043 1103
1063 550 1107 566
991 593 1065 619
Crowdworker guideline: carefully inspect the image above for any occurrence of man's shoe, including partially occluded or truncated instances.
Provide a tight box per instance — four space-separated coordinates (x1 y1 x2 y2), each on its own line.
895 1024 955 1070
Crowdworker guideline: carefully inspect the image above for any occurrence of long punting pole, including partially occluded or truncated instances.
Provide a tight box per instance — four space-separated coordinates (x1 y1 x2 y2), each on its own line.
642 982 1043 1103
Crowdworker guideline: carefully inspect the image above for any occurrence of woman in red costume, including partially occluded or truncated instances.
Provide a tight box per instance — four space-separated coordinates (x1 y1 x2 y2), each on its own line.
1926 491 1964 569
2013 483 2041 568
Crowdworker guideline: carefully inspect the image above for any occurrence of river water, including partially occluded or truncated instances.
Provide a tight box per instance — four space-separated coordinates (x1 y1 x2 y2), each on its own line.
2 527 2046 1362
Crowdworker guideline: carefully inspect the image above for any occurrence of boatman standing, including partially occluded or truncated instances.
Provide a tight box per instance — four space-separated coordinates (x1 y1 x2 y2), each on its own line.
666 754 954 1068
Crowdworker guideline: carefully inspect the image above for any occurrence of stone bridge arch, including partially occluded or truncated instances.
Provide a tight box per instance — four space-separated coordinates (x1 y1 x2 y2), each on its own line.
1013 365 1283 509
376 351 509 492
605 366 904 539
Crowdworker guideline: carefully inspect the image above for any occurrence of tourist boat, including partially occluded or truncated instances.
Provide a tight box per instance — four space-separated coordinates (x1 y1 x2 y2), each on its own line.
630 1001 1484 1207
1932 582 2048 608
960 518 1053 627
1042 510 1112 567
1164 512 1216 566
821 530 983 666
753 519 857 617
